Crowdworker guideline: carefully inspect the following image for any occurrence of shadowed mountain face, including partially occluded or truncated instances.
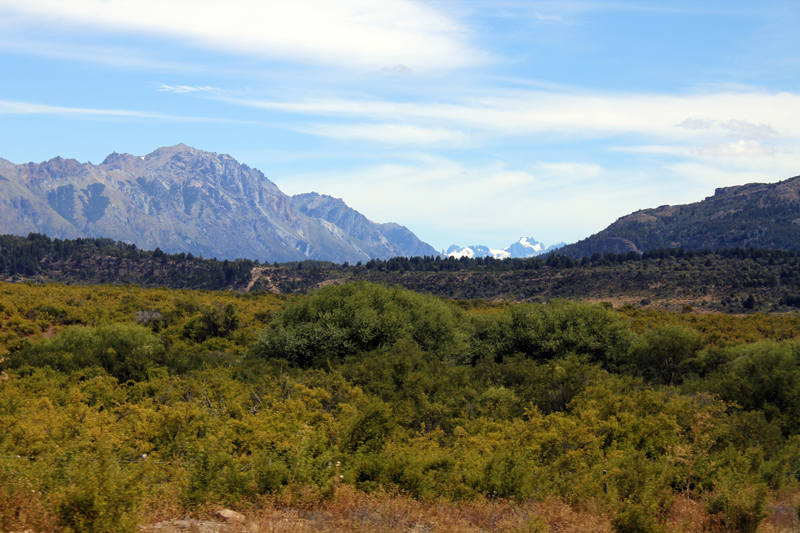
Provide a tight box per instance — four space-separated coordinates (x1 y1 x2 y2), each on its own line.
0 144 438 262
556 175 800 259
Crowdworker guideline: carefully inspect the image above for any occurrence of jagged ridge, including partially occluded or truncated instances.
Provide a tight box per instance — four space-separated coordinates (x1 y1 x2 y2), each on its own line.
0 145 438 262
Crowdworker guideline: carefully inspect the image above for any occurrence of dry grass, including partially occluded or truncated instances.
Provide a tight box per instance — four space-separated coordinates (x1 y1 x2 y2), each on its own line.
141 487 800 533
0 483 57 533
666 496 708 533
760 490 800 533
142 486 613 533
4 484 795 533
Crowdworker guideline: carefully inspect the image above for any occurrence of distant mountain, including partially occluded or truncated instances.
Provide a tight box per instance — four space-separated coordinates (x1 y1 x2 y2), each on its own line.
445 237 564 259
0 144 439 262
556 175 800 259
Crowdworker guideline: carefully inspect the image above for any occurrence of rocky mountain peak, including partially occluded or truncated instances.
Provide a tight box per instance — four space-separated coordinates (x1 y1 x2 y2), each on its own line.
100 152 143 172
0 145 438 263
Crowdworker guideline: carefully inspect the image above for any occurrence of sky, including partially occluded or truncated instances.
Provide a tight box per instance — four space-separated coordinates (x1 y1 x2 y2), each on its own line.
1 0 799 252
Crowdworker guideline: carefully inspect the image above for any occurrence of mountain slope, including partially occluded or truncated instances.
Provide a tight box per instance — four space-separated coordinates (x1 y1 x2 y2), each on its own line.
290 192 438 260
556 175 800 259
0 144 436 262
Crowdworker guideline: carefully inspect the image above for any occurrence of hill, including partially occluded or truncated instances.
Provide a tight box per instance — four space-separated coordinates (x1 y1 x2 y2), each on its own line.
556 174 800 258
4 233 800 313
0 145 438 263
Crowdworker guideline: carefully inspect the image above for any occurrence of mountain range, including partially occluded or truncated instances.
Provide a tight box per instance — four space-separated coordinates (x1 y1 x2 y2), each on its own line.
555 174 800 259
0 144 438 263
444 237 564 259
2 144 799 265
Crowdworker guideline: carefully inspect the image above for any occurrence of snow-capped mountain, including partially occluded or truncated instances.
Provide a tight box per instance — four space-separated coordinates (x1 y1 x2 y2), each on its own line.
444 237 564 259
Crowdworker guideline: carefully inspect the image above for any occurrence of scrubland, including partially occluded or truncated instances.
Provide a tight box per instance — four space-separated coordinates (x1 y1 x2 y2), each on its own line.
2 281 800 532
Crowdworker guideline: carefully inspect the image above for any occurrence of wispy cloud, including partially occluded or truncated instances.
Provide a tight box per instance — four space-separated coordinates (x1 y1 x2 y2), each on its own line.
214 89 800 144
0 0 487 72
691 140 777 158
677 118 778 139
301 123 470 146
381 64 414 76
0 100 172 118
157 85 222 94
0 99 264 126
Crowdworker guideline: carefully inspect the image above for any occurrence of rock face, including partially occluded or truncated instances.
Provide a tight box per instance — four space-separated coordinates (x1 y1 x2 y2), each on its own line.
0 144 438 262
556 174 800 259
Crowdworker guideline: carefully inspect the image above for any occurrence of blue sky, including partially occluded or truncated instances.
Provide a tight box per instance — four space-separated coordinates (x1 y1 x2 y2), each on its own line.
1 1 799 251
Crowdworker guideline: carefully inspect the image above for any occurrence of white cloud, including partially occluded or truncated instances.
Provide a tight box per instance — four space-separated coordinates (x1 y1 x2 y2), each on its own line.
678 117 777 139
381 64 413 76
218 90 800 142
0 0 485 72
691 140 777 158
533 161 602 182
0 100 169 118
677 118 714 130
0 99 264 126
157 85 221 94
0 36 194 71
723 119 777 139
489 170 538 187
301 123 469 146
610 145 690 156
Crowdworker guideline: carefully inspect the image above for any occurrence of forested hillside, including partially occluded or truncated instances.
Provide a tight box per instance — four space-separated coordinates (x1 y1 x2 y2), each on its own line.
4 233 800 312
0 233 256 290
3 281 800 532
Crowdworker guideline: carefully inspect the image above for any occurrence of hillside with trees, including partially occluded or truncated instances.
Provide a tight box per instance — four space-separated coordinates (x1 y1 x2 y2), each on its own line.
5 233 800 313
555 174 800 258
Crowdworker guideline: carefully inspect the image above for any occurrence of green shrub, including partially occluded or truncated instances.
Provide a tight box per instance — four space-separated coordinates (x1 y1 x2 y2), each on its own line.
8 323 168 381
496 300 634 366
626 324 703 385
251 282 475 367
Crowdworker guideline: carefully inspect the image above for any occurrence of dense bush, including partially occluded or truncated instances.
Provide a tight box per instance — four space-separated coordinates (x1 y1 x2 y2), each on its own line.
251 282 475 367
6 323 168 381
495 300 634 365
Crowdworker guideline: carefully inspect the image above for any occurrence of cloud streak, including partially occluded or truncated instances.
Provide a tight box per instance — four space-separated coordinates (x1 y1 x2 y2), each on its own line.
0 99 267 126
215 89 800 146
301 123 470 146
0 0 486 72
157 85 222 94
691 140 777 158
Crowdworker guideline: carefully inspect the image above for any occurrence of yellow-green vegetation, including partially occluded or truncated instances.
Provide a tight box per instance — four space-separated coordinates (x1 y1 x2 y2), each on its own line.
2 281 800 532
